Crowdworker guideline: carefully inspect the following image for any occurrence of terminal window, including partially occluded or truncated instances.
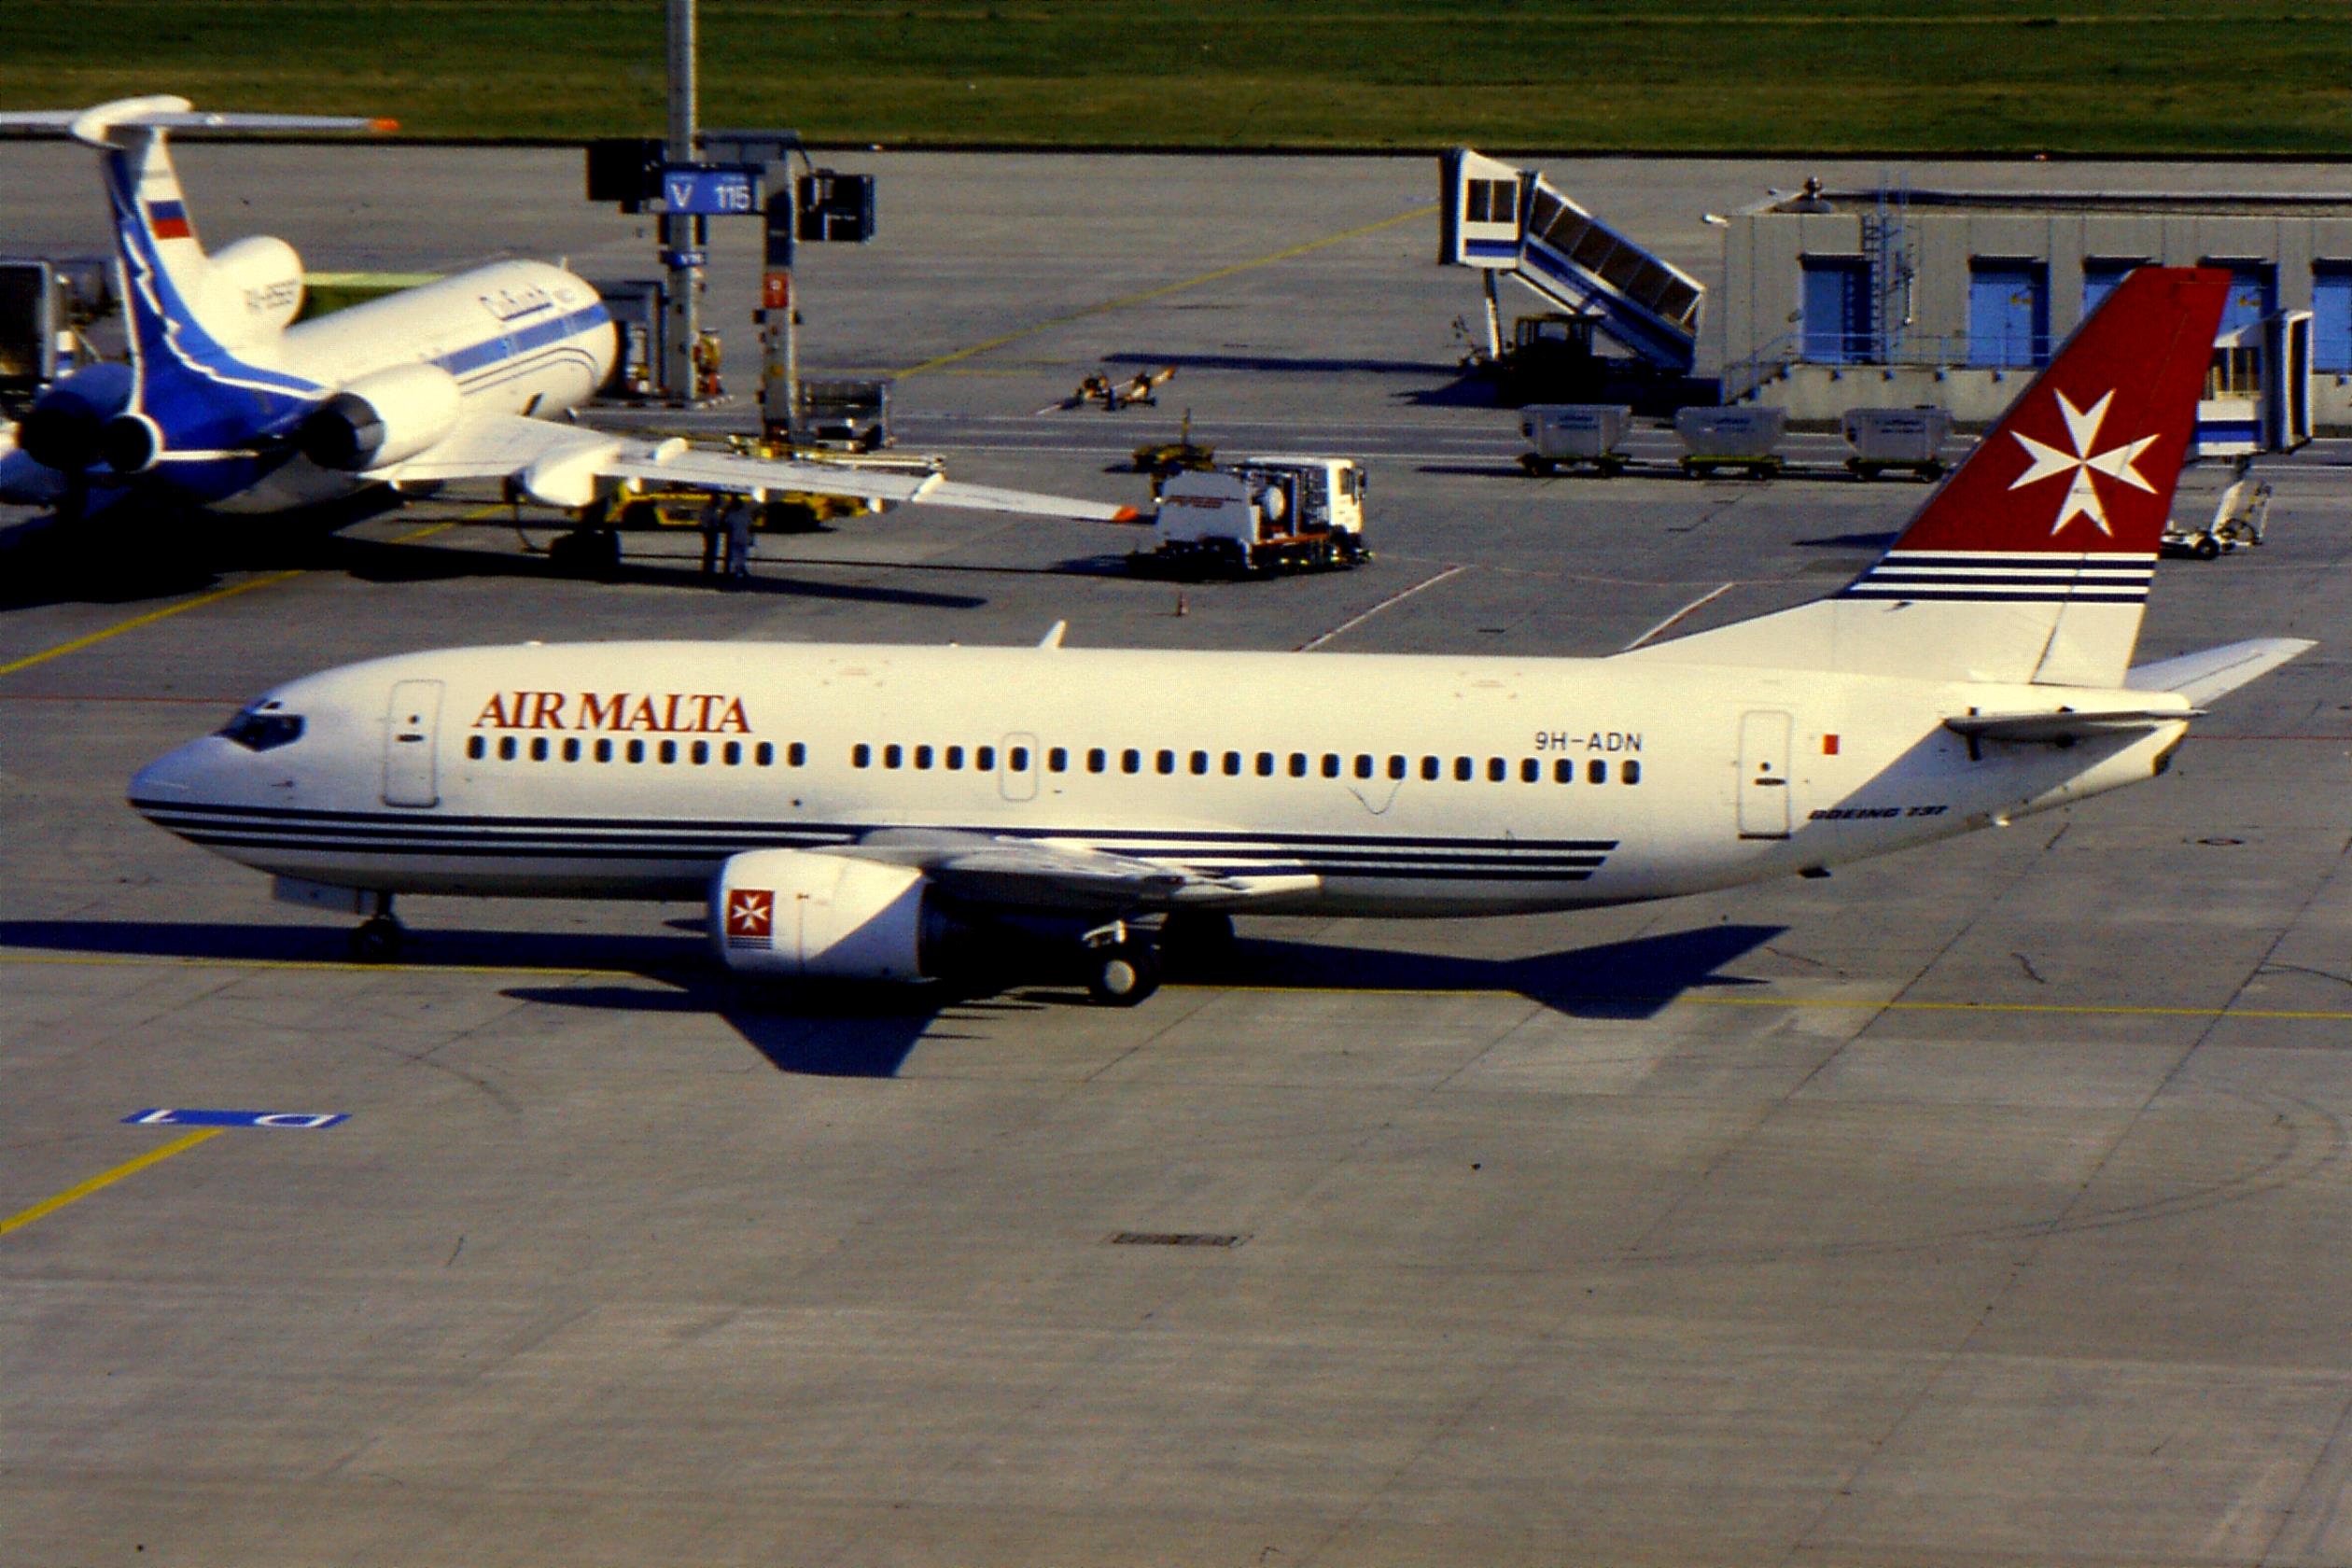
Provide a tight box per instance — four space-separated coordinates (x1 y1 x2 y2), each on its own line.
1464 177 1516 226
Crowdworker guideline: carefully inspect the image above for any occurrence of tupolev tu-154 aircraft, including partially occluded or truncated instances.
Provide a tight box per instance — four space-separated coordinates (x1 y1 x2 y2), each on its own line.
128 269 2312 1005
0 96 1135 554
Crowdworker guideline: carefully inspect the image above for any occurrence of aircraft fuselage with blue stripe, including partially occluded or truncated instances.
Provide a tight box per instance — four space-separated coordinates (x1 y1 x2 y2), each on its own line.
3 109 615 515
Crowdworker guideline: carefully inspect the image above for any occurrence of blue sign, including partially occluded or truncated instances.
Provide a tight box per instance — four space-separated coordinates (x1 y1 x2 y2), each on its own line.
660 249 707 270
660 165 759 217
123 1108 348 1130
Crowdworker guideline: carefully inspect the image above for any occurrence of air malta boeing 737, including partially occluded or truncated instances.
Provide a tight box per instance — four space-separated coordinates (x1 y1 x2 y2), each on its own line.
0 96 1129 540
129 269 2311 1004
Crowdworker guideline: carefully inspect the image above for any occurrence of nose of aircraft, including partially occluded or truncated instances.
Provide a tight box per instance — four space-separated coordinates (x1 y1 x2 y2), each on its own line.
128 735 224 821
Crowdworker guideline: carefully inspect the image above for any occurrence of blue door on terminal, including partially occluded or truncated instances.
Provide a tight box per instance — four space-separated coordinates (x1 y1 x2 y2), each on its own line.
2212 262 2276 335
2313 263 2352 373
2082 259 2144 321
1800 258 1869 363
1968 263 2048 367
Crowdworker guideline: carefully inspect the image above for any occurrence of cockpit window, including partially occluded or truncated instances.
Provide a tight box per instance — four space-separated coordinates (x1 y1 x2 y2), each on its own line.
219 702 304 752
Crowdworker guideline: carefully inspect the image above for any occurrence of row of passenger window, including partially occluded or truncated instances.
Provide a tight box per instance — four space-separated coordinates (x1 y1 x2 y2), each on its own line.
849 742 1640 786
467 734 1643 787
467 735 805 767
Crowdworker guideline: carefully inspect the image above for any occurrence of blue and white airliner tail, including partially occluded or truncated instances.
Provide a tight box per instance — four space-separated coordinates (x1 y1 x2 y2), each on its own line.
0 95 1136 527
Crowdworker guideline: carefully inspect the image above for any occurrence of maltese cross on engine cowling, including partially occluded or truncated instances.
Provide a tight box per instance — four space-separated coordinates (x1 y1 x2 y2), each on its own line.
725 889 775 943
2008 388 2162 538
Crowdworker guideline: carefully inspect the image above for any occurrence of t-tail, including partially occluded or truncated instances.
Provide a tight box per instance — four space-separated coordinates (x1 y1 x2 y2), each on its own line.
1630 267 2233 687
11 97 389 476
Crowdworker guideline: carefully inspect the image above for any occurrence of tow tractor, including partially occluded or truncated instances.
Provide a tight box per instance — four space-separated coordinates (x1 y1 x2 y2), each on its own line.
1138 455 1370 577
1060 364 1176 412
1131 409 1216 479
2163 468 2272 559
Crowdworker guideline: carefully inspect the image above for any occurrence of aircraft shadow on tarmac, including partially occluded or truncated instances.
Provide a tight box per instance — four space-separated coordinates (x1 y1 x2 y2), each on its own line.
1104 350 1463 379
0 917 1781 1081
0 502 986 611
1791 530 1902 552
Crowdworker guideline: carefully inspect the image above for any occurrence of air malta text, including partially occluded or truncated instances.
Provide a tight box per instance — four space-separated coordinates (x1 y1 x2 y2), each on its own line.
471 692 751 735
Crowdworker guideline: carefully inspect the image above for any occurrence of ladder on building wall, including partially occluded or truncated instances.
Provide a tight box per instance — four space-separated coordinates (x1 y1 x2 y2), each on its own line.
1858 177 1914 363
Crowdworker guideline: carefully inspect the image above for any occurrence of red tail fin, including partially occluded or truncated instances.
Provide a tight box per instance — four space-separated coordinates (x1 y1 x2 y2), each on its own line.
1877 267 2229 561
1632 268 2231 685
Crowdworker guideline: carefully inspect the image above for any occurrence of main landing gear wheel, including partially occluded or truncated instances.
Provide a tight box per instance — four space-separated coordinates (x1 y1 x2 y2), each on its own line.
348 915 405 962
1085 941 1161 1007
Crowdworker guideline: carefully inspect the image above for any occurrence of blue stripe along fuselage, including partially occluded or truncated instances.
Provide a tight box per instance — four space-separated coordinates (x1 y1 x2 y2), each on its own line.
127 798 1618 884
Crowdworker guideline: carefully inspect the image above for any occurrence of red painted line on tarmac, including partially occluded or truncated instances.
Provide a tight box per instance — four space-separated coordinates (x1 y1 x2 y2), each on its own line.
0 693 240 705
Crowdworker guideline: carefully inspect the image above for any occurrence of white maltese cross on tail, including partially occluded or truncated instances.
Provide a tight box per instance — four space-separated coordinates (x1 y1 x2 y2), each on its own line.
2009 388 2162 538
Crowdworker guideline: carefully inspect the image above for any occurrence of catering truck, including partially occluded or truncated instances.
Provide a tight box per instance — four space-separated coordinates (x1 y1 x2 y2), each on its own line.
1141 455 1369 577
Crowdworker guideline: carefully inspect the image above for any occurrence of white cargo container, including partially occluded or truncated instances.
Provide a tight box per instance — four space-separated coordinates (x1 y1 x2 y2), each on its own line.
1841 406 1953 480
1519 403 1633 476
1674 406 1785 478
1145 456 1369 577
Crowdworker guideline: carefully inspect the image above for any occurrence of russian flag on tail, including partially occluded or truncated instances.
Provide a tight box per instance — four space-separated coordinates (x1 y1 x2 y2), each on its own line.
146 198 192 240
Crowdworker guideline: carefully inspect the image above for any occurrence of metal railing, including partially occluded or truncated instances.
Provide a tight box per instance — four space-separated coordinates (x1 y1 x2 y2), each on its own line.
1723 330 2047 404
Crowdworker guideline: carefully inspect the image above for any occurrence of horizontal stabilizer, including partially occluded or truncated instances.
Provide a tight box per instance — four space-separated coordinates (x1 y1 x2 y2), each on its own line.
1944 708 2194 745
0 97 393 145
2125 637 2317 705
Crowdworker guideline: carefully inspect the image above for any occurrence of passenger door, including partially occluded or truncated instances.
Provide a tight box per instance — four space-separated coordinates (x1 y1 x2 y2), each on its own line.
1737 709 1793 840
383 679 444 808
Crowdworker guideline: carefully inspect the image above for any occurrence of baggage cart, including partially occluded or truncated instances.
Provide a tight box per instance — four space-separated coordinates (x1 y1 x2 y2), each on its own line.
1675 406 1785 479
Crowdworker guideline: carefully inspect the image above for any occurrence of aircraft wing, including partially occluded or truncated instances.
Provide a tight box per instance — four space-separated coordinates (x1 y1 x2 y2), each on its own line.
832 829 1320 914
370 412 1141 523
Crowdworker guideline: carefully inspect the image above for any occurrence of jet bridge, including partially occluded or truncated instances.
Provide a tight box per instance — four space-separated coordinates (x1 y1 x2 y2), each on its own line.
1440 147 1703 375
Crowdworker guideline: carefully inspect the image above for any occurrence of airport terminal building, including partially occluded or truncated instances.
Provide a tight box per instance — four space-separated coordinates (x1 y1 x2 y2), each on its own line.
1717 186 2352 447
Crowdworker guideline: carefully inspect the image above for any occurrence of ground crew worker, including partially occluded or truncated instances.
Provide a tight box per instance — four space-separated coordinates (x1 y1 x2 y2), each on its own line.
721 495 754 585
692 330 724 399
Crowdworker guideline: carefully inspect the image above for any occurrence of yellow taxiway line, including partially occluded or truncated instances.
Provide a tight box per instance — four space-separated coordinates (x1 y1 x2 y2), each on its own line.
0 1127 222 1240
0 949 2347 1023
0 516 467 681
0 571 306 679
892 203 1438 379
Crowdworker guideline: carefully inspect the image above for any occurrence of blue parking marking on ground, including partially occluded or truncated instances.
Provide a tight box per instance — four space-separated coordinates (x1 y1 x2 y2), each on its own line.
122 1109 348 1130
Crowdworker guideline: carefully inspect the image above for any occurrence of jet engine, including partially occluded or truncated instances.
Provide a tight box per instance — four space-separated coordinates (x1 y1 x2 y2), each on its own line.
711 848 965 981
300 361 462 470
201 235 306 343
13 361 134 472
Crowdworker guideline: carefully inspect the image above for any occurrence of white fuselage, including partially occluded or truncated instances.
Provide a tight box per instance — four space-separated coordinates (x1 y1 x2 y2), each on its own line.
129 641 2187 917
202 259 616 512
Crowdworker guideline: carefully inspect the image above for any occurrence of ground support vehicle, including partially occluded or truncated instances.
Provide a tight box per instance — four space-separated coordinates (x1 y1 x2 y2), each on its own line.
2163 472 2273 559
1133 409 1215 481
1519 403 1633 476
1138 456 1369 578
1842 406 1953 482
1676 405 1785 480
791 379 890 451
